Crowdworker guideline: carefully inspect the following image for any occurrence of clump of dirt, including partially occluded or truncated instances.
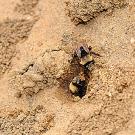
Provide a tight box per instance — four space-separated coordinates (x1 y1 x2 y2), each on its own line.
65 0 127 24
0 105 55 135
88 66 135 104
60 33 78 54
10 50 72 96
67 67 134 135
15 0 40 15
0 19 35 77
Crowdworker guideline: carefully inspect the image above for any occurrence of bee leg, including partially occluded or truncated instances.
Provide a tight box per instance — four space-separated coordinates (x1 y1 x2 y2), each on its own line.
83 68 90 78
91 51 101 57
84 60 95 70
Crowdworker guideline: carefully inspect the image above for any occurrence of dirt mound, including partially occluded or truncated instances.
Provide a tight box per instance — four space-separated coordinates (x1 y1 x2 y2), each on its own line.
0 105 54 135
15 0 40 15
67 67 134 135
10 50 72 96
0 0 135 135
0 19 35 77
65 0 127 24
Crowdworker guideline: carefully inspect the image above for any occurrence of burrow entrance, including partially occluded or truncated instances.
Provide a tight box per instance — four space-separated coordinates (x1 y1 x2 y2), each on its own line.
57 56 90 98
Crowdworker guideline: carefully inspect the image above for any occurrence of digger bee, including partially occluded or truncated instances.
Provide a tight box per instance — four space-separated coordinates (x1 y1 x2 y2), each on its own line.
74 44 99 71
69 72 86 98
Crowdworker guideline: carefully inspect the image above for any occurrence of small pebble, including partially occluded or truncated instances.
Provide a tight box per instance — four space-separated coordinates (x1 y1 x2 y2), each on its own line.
131 37 135 44
14 92 22 98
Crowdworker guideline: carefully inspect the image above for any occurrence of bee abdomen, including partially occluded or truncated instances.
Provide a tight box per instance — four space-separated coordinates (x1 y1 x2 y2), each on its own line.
69 82 78 94
80 54 93 66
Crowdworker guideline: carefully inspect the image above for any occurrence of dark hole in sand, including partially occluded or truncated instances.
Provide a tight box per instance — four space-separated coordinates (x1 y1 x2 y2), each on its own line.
57 56 90 98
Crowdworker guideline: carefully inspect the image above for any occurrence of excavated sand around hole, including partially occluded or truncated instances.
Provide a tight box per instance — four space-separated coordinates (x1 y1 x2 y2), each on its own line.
0 0 135 135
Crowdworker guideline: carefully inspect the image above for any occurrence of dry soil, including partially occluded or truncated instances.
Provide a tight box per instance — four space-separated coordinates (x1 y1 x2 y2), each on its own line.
0 0 135 135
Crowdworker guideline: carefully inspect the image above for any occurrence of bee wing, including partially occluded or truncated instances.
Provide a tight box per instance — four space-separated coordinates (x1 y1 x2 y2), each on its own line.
82 44 90 53
75 48 82 58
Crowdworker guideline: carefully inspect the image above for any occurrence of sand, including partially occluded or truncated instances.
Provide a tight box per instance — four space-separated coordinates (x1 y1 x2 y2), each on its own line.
0 0 135 135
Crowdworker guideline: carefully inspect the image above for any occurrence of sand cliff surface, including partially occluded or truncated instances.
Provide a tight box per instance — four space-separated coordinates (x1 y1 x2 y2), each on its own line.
0 0 135 135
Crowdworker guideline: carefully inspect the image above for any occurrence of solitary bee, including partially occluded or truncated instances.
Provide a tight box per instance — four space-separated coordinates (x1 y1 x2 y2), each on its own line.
69 72 86 98
74 44 99 71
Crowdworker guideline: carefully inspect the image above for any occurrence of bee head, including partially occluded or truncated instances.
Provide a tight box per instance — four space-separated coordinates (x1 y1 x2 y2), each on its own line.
77 46 88 58
80 46 84 51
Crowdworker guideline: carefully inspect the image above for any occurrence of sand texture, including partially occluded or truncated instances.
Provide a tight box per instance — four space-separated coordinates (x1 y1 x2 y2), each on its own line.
0 0 135 135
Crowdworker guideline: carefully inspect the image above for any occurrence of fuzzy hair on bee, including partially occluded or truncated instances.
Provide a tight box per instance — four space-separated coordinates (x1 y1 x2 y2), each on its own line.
73 43 94 71
69 72 86 98
69 78 78 94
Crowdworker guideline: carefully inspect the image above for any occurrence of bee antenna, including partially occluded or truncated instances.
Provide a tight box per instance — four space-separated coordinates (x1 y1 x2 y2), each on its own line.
88 46 92 51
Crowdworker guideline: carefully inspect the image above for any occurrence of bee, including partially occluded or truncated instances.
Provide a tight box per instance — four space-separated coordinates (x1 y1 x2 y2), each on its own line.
69 72 86 98
74 44 100 71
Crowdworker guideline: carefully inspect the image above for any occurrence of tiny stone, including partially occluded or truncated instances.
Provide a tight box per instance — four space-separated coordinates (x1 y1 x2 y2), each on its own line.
73 96 81 102
131 37 135 44
14 92 22 98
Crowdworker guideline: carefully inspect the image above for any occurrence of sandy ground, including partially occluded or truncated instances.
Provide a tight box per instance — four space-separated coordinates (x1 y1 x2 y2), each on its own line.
0 0 135 135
